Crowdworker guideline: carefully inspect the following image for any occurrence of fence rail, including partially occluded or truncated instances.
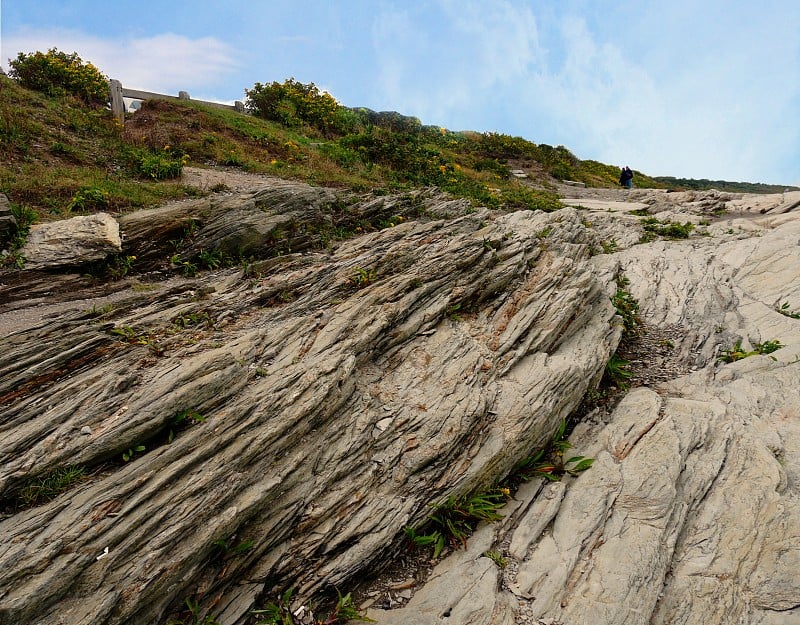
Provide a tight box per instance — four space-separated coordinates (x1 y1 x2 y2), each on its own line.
108 79 245 122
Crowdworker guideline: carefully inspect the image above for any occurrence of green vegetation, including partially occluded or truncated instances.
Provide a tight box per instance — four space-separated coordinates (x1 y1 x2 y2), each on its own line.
212 537 254 557
8 48 108 104
14 465 86 506
347 266 376 289
603 353 634 389
512 419 594 483
167 597 220 625
122 444 146 462
717 339 784 363
483 550 508 568
611 273 641 340
252 588 373 625
639 217 695 242
405 490 506 558
168 409 207 443
0 75 198 226
654 176 799 194
777 302 800 319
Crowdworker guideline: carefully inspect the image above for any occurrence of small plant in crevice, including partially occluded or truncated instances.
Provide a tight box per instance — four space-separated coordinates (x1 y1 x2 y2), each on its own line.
212 536 254 559
346 266 376 289
252 588 373 625
168 409 207 443
603 353 634 389
512 419 594 484
107 254 136 280
172 311 213 330
611 273 641 341
446 303 463 321
600 238 619 254
717 338 784 363
13 465 86 507
122 444 145 462
777 302 800 319
171 254 199 277
167 596 220 625
483 550 507 568
84 302 115 318
404 489 506 558
109 325 165 355
197 248 225 271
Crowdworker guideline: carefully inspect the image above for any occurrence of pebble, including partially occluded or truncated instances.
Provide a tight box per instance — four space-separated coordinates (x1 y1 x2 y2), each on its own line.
80 426 92 435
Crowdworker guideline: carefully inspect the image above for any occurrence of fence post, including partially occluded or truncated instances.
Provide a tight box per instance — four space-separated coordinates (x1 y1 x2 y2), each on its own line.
109 79 125 124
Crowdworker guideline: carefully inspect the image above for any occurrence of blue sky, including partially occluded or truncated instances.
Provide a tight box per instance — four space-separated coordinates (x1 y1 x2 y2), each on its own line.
3 0 799 186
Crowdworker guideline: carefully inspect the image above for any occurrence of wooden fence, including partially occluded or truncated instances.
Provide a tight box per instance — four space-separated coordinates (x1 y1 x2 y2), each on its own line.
108 79 245 122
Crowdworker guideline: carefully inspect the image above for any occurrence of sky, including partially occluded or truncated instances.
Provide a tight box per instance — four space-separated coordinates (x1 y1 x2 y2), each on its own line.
2 0 799 186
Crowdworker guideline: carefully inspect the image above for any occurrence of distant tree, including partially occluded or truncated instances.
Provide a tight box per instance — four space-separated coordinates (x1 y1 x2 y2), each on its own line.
8 48 108 105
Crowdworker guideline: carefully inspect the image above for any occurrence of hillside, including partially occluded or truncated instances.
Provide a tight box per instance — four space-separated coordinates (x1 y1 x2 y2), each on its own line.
654 175 800 194
2 71 790 241
0 73 665 230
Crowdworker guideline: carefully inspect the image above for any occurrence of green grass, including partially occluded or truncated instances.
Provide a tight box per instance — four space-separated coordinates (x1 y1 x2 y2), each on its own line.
405 489 506 558
14 465 86 506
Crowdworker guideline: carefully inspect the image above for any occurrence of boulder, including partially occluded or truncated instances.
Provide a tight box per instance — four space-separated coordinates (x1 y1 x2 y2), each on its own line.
20 212 121 270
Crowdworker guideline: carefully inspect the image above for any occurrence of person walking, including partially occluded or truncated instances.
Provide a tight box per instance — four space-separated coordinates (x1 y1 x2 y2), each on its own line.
619 166 634 189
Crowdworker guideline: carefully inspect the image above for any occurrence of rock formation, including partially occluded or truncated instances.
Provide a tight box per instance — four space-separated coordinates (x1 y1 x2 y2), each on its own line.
1 178 799 625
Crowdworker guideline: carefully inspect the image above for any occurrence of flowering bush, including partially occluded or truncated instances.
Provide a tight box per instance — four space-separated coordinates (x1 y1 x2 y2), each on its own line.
8 48 108 105
245 78 359 136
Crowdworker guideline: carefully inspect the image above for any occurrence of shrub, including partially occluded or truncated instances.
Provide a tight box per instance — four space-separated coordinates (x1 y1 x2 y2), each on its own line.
246 78 356 136
8 48 108 105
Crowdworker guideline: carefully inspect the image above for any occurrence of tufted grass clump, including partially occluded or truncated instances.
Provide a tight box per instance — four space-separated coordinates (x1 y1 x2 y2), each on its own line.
639 217 695 242
15 466 86 506
405 489 506 558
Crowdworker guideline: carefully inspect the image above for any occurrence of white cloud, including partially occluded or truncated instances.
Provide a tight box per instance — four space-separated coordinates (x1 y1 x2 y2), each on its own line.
2 27 239 95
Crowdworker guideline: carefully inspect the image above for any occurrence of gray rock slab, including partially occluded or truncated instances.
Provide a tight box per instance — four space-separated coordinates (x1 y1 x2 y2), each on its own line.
20 213 121 269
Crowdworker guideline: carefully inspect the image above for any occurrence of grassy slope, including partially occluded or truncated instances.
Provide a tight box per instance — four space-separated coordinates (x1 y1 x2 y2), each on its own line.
1 74 788 231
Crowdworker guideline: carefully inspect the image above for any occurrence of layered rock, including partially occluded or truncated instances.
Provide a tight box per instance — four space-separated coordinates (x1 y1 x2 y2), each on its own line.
0 184 618 625
2 181 799 625
374 192 800 625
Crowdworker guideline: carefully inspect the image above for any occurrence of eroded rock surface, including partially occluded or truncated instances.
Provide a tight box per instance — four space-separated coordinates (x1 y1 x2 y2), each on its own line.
374 188 800 625
1 181 799 625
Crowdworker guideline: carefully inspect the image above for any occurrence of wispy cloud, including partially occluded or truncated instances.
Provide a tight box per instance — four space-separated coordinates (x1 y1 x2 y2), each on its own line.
2 28 239 94
370 1 542 124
